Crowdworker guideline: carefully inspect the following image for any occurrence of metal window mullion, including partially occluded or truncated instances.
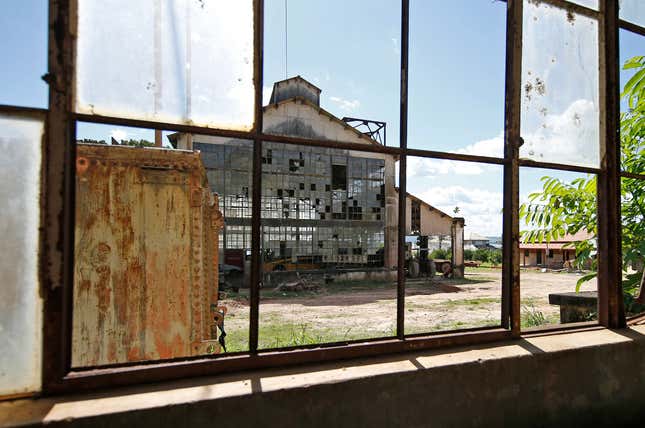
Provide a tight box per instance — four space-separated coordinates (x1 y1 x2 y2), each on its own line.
597 0 625 328
396 0 409 339
42 0 77 393
502 0 523 335
619 19 645 37
249 0 265 353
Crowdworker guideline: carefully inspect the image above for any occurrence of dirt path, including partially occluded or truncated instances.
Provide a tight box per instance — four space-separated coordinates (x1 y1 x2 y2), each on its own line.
221 269 597 350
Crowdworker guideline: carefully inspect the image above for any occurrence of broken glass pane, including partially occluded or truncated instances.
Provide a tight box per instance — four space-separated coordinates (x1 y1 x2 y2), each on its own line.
621 176 645 318
521 0 600 168
408 0 507 157
76 0 255 130
404 157 503 334
0 0 48 108
262 0 399 146
0 113 43 396
519 167 598 328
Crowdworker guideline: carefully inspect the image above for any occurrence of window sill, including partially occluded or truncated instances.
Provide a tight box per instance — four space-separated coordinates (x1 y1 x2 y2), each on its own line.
3 325 645 427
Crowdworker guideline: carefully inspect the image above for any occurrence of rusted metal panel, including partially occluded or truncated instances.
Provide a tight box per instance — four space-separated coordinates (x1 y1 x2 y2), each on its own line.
72 144 223 367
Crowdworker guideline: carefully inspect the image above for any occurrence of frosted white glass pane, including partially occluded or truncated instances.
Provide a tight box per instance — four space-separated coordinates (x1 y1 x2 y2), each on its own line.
0 113 43 396
620 0 645 27
520 0 600 168
76 0 255 130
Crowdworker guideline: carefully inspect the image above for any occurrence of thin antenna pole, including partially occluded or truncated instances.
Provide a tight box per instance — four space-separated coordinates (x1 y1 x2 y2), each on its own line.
285 0 288 79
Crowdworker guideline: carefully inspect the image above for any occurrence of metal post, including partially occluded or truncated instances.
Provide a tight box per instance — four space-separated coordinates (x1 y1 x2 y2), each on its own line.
502 0 523 335
42 0 76 393
597 0 625 328
396 0 409 339
249 0 265 353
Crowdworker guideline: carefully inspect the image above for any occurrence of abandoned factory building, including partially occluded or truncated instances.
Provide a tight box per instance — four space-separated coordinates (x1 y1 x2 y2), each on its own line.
170 76 464 275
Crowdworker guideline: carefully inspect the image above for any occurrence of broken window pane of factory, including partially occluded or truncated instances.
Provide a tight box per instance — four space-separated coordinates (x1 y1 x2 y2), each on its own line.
262 0 398 146
619 29 644 176
0 113 43 397
620 0 645 27
71 123 243 367
403 157 503 335
621 177 645 318
408 0 506 157
258 143 398 349
519 168 598 329
0 0 48 108
76 0 254 130
520 0 600 168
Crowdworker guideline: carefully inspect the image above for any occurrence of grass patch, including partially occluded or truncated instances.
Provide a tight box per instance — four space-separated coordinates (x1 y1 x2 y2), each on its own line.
441 297 500 308
224 320 396 353
520 303 559 328
405 318 499 335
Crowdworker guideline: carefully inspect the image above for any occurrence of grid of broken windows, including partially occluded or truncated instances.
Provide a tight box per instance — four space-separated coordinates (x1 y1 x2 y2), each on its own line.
196 140 386 267
261 225 385 266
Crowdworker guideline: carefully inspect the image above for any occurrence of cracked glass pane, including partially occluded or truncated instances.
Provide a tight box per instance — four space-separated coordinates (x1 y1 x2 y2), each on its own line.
521 0 600 168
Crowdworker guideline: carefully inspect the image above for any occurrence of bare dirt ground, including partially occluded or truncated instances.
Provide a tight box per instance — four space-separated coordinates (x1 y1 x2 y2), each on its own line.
221 268 597 351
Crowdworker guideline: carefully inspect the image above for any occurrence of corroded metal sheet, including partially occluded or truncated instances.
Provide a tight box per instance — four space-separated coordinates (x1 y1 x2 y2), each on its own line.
72 144 222 367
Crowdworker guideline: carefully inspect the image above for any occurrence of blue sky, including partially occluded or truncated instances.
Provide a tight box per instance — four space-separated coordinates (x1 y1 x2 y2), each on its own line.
1 0 642 236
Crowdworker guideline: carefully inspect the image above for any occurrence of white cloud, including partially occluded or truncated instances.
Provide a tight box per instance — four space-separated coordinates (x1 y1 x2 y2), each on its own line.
415 185 504 237
457 132 504 158
329 96 361 112
521 98 599 167
110 129 127 142
405 156 484 178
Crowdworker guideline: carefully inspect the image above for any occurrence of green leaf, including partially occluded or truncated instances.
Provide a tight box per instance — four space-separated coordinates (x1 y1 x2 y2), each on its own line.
576 272 597 292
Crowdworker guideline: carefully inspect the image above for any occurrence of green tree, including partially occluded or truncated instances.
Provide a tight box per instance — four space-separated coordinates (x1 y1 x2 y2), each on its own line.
520 56 645 304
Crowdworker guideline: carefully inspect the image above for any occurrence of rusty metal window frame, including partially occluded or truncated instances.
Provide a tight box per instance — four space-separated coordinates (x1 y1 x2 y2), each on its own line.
0 0 629 395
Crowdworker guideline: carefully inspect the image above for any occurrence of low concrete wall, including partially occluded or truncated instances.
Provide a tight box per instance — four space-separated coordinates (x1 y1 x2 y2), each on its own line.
4 327 645 427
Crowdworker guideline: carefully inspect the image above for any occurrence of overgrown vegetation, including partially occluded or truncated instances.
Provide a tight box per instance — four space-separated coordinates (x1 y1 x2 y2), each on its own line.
430 248 451 260
519 55 645 312
464 248 503 266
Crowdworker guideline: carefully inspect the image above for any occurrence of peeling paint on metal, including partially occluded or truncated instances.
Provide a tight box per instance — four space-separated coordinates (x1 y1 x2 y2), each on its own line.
72 144 223 367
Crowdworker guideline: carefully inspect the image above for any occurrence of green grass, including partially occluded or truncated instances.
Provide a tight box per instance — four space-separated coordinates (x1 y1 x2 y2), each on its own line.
405 318 499 335
219 277 513 353
224 321 396 353
520 303 560 328
441 297 500 308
